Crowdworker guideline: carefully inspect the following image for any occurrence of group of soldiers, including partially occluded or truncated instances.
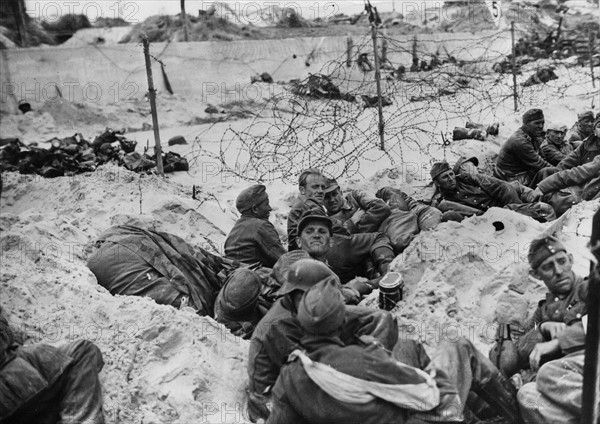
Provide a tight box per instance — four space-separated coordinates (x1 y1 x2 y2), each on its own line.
218 108 599 423
1 108 598 423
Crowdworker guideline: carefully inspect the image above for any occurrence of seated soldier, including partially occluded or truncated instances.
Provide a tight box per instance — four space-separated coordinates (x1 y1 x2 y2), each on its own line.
566 110 594 145
518 214 600 423
509 236 588 380
275 210 395 303
225 184 285 268
431 161 556 222
214 268 269 339
322 177 391 234
287 169 327 252
532 155 600 203
0 310 105 423
246 259 398 422
494 108 556 186
267 279 520 424
375 186 442 232
540 122 574 166
557 114 600 171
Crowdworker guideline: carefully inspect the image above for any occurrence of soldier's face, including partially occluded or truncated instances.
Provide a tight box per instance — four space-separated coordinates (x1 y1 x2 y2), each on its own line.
532 251 575 295
524 118 545 137
323 188 343 214
579 118 594 136
594 122 600 137
300 175 326 203
546 129 565 145
298 222 331 257
436 170 457 191
253 198 272 219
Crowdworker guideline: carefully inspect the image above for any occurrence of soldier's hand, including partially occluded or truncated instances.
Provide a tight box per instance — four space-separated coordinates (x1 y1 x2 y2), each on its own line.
247 391 271 423
529 339 560 371
346 277 373 295
539 321 566 339
340 286 361 305
530 187 544 201
350 209 366 224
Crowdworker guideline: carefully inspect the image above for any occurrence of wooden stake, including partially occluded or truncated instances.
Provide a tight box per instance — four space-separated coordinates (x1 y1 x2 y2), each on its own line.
346 34 353 68
181 0 189 42
371 25 385 151
511 21 518 112
589 29 596 89
141 35 165 177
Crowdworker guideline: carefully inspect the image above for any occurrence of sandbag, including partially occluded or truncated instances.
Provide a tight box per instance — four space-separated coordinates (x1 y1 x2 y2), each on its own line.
378 210 420 254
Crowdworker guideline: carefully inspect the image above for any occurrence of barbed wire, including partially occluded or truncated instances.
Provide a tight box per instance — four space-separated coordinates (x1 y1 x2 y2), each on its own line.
190 26 598 183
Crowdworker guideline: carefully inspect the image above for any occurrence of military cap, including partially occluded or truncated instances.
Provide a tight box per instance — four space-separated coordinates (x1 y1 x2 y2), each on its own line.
528 236 567 270
452 156 479 174
522 109 544 124
546 122 567 132
430 161 452 181
297 208 333 237
235 184 268 213
297 278 345 335
577 111 594 122
324 177 340 194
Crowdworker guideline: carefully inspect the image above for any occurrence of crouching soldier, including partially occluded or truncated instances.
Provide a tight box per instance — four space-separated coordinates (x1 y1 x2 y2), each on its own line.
0 310 106 423
225 184 285 268
246 259 399 422
267 279 520 424
275 209 395 303
214 268 269 339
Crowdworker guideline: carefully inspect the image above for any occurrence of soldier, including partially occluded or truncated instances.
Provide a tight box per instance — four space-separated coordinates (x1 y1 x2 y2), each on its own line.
494 108 555 186
275 210 395 303
566 110 594 145
214 268 268 339
287 169 327 252
557 113 600 170
514 236 588 375
267 279 520 424
431 161 556 222
322 177 391 234
246 259 398 422
0 311 106 423
225 184 285 268
540 122 574 166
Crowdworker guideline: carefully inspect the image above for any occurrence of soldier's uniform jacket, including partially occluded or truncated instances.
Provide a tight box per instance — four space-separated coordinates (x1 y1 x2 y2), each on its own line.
247 298 398 395
516 275 588 365
438 173 521 212
566 124 586 144
538 155 600 201
540 140 575 166
558 134 600 170
328 191 391 234
224 215 285 268
494 127 553 184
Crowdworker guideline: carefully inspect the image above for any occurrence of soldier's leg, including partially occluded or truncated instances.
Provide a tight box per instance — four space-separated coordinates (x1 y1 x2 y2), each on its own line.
57 339 105 424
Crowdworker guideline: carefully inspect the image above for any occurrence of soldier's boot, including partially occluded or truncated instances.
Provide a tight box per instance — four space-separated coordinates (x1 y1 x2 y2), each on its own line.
477 371 521 424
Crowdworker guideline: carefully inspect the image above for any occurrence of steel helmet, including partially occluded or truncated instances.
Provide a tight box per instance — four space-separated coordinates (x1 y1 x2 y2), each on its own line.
277 259 338 296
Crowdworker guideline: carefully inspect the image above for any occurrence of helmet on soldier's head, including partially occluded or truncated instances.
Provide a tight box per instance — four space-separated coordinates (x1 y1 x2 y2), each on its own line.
277 259 338 296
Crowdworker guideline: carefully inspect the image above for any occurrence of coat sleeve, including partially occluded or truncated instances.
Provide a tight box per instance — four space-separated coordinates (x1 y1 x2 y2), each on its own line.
515 135 553 172
516 302 546 367
467 174 521 205
557 143 583 170
257 222 286 268
538 156 600 194
540 143 564 166
557 321 586 354
349 191 392 233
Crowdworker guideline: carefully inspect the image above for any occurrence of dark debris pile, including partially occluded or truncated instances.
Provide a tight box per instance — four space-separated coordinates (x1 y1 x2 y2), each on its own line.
0 129 188 178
